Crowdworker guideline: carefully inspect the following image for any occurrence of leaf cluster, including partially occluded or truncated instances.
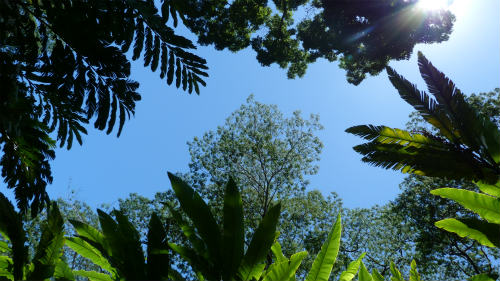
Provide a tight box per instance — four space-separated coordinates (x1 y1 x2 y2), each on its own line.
346 52 500 280
0 0 208 214
346 52 500 183
0 194 68 280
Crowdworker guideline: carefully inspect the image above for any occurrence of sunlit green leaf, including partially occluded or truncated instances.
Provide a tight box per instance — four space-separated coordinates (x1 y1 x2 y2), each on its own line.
305 213 341 281
434 218 499 248
431 188 500 223
339 253 366 281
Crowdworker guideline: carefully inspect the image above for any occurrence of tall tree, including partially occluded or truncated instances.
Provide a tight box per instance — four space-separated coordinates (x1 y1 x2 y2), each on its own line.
187 95 323 219
0 0 208 214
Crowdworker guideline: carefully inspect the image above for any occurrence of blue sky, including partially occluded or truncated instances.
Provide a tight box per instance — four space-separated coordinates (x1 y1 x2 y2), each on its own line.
33 1 499 209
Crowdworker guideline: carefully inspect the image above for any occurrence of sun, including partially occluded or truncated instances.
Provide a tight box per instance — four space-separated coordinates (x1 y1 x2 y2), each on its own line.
417 0 450 11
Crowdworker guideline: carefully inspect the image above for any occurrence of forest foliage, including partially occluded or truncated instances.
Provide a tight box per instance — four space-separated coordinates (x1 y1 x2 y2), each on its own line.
1 0 455 214
1 1 499 280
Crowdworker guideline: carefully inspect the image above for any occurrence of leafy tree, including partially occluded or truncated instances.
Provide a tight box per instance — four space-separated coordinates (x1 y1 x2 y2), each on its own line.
392 176 500 280
180 0 455 84
0 0 208 214
187 95 323 221
338 204 418 278
186 95 330 275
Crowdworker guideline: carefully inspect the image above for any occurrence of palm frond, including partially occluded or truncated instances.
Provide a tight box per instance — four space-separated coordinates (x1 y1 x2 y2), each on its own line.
386 66 457 142
418 52 500 166
352 142 485 180
345 125 449 149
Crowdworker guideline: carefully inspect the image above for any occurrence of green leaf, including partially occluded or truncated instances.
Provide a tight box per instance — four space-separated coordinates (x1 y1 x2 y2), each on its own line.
29 202 65 280
0 193 28 280
68 220 106 247
168 207 206 256
112 211 147 278
345 125 446 149
168 173 222 268
222 178 245 279
53 259 75 281
73 270 113 281
288 251 308 277
371 268 385 281
434 218 500 248
146 213 169 280
263 251 307 281
468 273 497 281
358 262 373 281
168 243 214 279
385 66 456 141
339 253 366 281
65 237 116 274
475 181 500 198
305 213 342 281
0 241 10 253
0 256 13 280
132 19 144 61
409 260 420 281
390 261 403 281
239 203 281 281
431 188 500 223
417 51 500 161
240 263 266 281
271 242 287 263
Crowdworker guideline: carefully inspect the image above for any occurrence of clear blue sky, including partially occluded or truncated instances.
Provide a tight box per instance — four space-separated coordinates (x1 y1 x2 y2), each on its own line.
33 0 499 209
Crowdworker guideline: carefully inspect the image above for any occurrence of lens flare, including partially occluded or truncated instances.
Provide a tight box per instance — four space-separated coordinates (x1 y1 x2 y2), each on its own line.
417 0 449 10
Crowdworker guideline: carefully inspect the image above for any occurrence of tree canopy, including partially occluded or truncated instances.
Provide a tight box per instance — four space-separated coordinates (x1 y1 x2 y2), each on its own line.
1 0 456 215
181 0 455 84
0 0 208 214
187 95 323 219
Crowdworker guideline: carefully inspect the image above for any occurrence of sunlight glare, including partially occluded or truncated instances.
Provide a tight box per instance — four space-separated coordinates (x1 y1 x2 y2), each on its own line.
417 0 449 11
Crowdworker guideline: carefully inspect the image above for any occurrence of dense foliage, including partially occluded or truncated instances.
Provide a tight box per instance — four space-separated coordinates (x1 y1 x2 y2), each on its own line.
0 174 434 281
347 53 500 279
0 0 456 216
187 95 323 220
1 1 496 280
0 0 208 214
391 91 500 279
180 0 454 84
